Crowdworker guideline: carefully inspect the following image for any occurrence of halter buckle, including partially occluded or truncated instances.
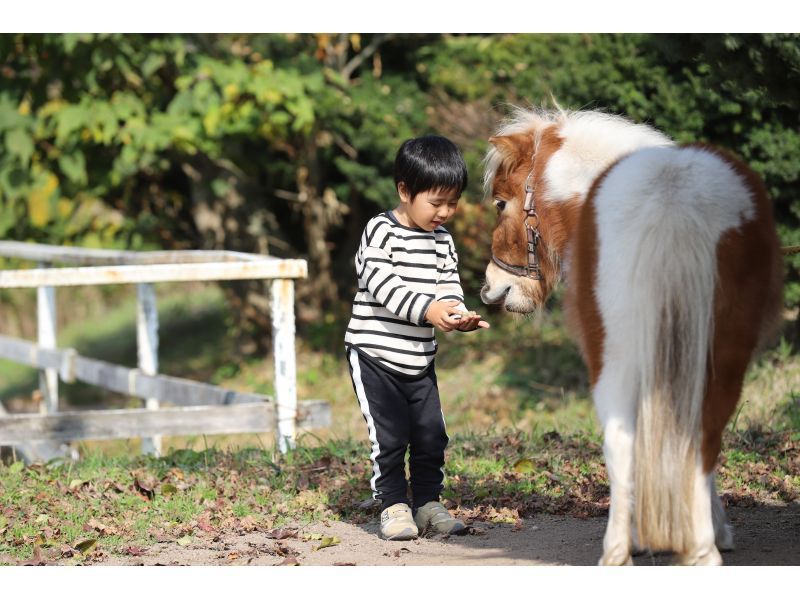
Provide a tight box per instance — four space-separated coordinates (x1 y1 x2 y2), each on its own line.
524 171 534 194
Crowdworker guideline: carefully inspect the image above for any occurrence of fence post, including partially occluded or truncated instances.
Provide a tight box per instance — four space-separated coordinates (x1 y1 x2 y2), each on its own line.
36 263 58 415
271 278 297 453
137 283 161 456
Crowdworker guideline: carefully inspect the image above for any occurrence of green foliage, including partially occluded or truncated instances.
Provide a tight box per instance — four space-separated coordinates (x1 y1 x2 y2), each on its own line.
1 33 797 321
422 33 800 312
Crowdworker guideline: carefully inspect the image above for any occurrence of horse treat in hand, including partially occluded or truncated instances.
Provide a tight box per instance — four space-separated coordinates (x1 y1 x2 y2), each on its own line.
450 310 477 321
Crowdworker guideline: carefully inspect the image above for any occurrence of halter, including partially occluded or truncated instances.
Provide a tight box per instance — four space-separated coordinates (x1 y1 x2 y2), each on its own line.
491 167 542 280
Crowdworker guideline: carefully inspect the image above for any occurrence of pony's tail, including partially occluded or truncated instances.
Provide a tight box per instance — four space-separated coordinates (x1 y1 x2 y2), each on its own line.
632 232 716 553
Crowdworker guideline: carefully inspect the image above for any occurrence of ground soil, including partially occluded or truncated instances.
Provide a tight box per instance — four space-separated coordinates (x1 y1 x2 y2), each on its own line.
101 502 800 566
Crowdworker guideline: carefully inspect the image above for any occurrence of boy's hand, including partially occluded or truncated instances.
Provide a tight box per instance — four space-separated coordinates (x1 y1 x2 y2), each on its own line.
454 311 491 332
425 300 462 332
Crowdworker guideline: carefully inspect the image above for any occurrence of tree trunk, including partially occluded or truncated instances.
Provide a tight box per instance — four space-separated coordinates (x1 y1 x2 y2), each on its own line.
295 143 339 318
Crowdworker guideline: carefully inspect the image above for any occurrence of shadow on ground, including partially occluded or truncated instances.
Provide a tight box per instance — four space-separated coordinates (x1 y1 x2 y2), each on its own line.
98 502 800 566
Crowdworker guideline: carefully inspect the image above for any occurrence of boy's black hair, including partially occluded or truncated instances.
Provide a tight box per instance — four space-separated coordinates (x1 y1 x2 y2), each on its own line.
393 135 468 200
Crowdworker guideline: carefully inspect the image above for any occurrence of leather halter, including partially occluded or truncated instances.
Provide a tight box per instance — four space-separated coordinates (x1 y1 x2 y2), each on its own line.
491 168 542 280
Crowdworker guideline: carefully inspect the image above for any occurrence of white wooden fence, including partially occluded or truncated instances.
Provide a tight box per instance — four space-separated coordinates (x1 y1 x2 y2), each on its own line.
0 241 329 461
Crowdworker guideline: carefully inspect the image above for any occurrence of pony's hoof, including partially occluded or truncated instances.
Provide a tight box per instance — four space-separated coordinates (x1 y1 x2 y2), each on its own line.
715 523 734 552
599 549 633 566
676 546 723 566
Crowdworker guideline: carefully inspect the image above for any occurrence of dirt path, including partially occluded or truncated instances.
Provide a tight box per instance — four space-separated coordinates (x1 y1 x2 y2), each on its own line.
101 503 799 566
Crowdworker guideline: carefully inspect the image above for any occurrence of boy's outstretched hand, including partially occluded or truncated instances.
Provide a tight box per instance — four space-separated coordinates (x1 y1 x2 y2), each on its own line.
454 311 490 332
425 301 490 332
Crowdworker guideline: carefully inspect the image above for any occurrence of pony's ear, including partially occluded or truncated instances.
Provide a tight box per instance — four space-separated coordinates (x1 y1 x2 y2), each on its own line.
489 134 533 162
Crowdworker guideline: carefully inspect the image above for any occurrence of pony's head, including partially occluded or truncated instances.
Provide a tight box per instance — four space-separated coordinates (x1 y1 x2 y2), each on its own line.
480 108 575 313
480 107 673 313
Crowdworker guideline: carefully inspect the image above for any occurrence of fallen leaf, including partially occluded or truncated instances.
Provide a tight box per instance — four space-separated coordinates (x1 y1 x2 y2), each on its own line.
302 533 324 541
196 513 216 533
277 557 300 566
176 536 192 546
133 474 156 500
312 536 340 551
265 528 298 540
238 515 257 531
512 459 535 474
107 482 128 494
123 546 147 556
74 538 97 554
274 542 299 557
84 519 115 536
69 479 86 490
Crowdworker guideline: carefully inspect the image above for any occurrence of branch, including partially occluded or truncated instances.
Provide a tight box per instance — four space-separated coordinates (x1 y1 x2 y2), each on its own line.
341 33 396 81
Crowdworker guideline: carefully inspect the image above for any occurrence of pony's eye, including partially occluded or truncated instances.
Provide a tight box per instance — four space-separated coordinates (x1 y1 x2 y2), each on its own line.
494 198 507 212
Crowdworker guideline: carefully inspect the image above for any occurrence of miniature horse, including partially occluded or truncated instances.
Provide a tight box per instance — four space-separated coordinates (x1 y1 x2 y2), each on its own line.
480 108 783 565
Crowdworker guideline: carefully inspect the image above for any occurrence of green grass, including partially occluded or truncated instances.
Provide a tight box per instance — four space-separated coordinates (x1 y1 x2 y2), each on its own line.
2 427 796 563
1 283 799 564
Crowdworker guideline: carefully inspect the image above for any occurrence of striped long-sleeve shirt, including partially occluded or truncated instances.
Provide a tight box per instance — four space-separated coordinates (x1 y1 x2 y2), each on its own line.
344 210 466 377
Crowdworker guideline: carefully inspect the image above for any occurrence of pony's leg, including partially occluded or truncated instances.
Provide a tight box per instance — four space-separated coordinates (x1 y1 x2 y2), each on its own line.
711 474 734 551
594 368 636 566
677 466 722 565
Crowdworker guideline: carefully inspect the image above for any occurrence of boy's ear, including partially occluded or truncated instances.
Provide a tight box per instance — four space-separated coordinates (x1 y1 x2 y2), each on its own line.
397 182 411 202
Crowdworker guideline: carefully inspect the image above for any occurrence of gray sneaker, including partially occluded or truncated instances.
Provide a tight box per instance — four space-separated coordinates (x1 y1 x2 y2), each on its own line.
414 501 467 535
380 503 418 540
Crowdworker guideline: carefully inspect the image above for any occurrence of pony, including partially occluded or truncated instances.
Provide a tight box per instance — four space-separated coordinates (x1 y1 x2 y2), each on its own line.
480 107 783 565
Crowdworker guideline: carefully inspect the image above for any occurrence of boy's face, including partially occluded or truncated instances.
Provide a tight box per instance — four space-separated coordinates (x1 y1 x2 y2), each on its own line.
398 185 460 231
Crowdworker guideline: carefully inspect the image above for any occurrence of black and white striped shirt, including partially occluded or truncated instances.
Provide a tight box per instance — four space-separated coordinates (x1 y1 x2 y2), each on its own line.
345 211 466 377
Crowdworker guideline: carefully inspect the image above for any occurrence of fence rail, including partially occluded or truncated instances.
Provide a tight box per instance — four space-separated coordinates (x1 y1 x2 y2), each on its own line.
0 241 323 461
0 335 269 407
0 401 330 445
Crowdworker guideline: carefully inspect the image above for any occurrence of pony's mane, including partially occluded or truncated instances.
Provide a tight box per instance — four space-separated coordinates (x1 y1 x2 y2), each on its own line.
482 107 673 198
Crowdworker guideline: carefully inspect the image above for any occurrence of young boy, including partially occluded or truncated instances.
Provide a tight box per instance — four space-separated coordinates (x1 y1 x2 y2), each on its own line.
345 135 489 540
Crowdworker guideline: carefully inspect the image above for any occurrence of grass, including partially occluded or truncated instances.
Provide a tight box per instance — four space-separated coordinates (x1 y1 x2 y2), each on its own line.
1 427 797 564
1 284 799 563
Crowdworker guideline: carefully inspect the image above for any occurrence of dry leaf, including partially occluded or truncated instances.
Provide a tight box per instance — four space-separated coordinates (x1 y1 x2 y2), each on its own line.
277 557 300 566
74 538 97 554
312 536 340 551
265 528 298 540
512 459 535 474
